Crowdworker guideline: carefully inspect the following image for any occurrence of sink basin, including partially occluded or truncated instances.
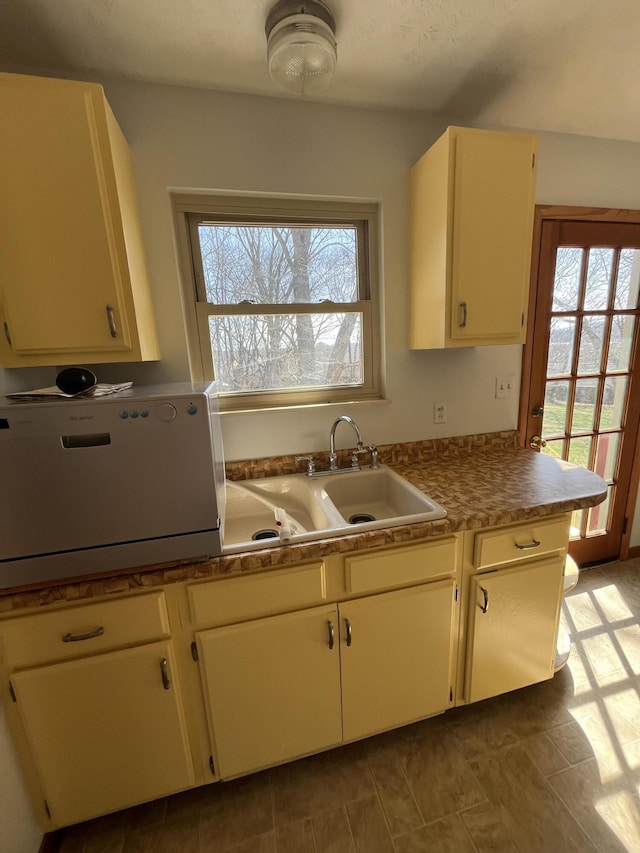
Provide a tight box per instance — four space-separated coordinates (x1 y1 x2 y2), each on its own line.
222 466 446 554
323 466 447 528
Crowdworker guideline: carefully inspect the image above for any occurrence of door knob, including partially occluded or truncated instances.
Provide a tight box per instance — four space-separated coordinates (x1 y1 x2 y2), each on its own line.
530 435 547 450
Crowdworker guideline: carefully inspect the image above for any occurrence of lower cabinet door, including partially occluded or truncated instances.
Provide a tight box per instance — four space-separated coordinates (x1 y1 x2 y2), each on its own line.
11 641 194 827
197 604 342 779
340 580 456 742
465 556 564 704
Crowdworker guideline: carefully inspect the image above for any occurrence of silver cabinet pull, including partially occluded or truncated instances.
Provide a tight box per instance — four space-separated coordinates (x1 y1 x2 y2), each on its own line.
106 304 118 338
327 620 335 650
459 301 467 328
3 321 12 346
160 658 171 690
62 626 105 643
479 586 489 614
345 618 352 647
515 538 541 551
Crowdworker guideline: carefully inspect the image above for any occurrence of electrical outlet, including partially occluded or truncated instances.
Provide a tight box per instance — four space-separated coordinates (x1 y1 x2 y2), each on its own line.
433 401 447 424
495 375 514 399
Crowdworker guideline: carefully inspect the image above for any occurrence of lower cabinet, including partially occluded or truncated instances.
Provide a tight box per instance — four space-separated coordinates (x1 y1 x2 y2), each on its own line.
11 641 194 827
197 605 343 779
197 579 457 779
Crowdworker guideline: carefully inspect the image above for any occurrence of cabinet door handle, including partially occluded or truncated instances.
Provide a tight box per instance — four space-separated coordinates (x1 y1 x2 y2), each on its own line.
327 620 335 650
459 301 467 328
62 626 105 643
515 538 541 551
106 304 118 338
479 586 489 614
3 321 12 346
344 618 352 647
160 658 171 690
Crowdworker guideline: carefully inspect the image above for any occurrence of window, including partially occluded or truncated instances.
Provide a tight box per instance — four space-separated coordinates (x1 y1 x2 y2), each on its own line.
174 194 381 411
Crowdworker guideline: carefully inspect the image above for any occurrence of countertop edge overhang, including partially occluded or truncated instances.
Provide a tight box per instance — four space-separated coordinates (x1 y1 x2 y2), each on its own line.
0 435 608 613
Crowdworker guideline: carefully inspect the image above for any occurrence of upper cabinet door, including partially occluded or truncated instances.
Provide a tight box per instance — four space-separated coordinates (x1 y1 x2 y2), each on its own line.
0 73 159 366
410 126 538 349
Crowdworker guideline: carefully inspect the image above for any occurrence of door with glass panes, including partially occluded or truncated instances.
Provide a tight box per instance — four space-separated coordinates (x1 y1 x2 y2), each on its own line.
525 217 640 564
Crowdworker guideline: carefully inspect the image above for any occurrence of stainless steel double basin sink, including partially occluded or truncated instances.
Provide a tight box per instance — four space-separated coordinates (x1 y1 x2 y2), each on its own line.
222 466 447 553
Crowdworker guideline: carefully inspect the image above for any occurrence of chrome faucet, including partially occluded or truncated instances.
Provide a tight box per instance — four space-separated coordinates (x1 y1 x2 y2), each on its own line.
329 416 363 470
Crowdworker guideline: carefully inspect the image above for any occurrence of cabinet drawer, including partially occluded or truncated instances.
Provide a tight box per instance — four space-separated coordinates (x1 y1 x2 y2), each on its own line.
187 562 326 627
345 537 458 595
0 591 170 669
473 516 570 570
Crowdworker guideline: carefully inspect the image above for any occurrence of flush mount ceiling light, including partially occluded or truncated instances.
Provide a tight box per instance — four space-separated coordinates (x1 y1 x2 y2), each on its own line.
265 0 337 96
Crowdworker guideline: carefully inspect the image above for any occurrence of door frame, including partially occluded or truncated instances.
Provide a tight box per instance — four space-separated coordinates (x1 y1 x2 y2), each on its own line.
519 204 640 560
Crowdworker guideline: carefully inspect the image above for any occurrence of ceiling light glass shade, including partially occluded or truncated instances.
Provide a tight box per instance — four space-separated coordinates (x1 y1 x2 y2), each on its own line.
267 11 337 96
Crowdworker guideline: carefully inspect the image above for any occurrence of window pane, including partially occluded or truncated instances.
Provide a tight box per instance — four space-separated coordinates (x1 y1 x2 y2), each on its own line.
209 313 363 393
552 248 583 311
569 509 583 540
594 432 620 483
577 316 605 374
614 249 640 309
571 379 596 434
542 380 569 437
607 314 635 372
547 317 576 377
567 435 592 469
198 225 358 305
584 248 614 310
600 375 627 430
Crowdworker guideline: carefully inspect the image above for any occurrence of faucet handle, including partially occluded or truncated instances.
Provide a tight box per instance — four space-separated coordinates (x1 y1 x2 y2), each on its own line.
295 455 316 476
368 445 380 469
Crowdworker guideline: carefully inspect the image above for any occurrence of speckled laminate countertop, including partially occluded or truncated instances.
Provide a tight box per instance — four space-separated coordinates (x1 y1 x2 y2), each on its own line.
0 432 607 613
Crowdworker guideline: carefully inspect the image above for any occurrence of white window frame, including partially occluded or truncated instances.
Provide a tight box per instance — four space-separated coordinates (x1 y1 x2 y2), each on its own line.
172 193 382 412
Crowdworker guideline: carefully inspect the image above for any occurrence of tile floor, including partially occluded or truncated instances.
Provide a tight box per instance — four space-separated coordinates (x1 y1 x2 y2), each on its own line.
55 560 640 852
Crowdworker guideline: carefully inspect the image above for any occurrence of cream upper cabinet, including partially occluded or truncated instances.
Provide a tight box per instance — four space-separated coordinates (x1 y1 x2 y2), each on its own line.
409 126 538 349
0 73 159 367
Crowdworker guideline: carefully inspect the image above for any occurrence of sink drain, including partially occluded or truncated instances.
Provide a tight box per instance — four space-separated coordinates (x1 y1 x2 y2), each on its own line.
252 528 279 541
349 513 376 524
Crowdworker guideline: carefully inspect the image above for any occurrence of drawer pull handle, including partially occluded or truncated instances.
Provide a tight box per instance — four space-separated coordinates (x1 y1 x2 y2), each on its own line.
515 538 541 551
345 618 352 647
327 620 335 650
160 658 171 690
62 626 105 643
459 301 468 328
106 304 118 338
479 586 489 614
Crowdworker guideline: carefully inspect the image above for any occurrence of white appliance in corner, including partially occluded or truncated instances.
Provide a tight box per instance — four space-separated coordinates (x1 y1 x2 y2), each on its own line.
0 382 224 589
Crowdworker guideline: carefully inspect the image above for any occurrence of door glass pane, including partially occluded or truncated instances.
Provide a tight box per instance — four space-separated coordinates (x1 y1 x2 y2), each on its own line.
208 313 363 393
569 509 583 540
571 379 596 434
541 439 564 460
568 435 592 468
553 248 583 311
607 314 635 372
600 375 627 430
577 317 605 374
542 381 570 437
548 317 576 377
594 432 620 483
584 248 614 310
614 249 640 309
587 487 612 536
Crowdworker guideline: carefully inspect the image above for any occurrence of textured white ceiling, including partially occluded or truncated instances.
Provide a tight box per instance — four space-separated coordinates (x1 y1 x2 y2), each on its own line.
1 0 639 142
